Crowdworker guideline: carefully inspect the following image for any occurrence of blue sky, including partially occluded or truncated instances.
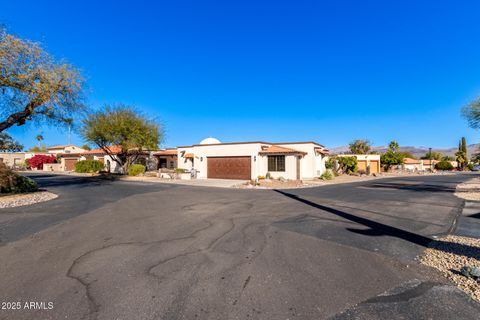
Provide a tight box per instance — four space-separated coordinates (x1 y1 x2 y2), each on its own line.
2 0 480 149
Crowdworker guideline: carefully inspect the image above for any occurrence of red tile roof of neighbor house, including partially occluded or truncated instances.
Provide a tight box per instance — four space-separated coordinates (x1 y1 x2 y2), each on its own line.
184 153 194 158
259 145 307 155
404 157 421 164
422 159 439 165
82 146 123 155
154 149 178 156
315 147 330 155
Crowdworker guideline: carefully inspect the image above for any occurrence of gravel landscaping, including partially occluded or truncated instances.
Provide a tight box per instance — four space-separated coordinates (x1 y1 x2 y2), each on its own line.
0 191 58 208
455 177 480 201
421 235 479 301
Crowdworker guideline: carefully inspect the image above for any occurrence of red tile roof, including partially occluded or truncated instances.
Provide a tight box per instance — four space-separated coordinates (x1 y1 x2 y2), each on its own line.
422 159 439 166
403 157 421 164
259 145 306 155
154 149 177 156
184 153 194 158
315 147 329 155
82 146 123 155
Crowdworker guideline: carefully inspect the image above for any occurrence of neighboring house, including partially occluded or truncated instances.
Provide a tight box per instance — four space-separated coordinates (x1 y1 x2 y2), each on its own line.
402 158 439 171
176 137 329 180
0 152 51 168
403 157 422 171
59 146 123 173
47 145 85 155
0 152 27 168
59 146 153 173
335 154 381 174
154 149 178 169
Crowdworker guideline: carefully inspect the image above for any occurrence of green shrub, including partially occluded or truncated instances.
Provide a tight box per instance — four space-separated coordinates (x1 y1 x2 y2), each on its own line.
175 168 187 174
325 158 335 170
128 164 146 176
435 160 454 171
257 175 266 180
320 169 335 180
75 160 104 173
338 156 358 174
0 164 38 194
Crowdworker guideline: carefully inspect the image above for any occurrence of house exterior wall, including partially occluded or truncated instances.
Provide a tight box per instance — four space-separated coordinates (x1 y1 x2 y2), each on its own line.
48 145 85 155
92 155 122 173
181 143 263 179
0 152 52 168
177 147 195 171
258 154 298 180
176 142 327 180
276 143 327 179
403 163 422 171
0 153 26 168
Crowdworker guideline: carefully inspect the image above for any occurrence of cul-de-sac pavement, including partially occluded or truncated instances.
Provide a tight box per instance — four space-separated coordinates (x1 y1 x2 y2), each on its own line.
0 173 479 320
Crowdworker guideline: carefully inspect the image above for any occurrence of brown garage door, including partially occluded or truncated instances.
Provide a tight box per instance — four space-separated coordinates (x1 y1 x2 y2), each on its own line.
207 156 251 180
357 160 367 173
369 160 380 173
64 159 78 171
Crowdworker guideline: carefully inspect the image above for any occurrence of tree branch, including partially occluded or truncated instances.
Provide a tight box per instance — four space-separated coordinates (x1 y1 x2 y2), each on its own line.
0 97 43 132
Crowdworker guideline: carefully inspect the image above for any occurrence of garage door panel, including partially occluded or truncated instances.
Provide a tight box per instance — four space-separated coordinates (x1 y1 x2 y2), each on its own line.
357 160 367 172
370 160 380 173
207 157 251 180
64 159 78 171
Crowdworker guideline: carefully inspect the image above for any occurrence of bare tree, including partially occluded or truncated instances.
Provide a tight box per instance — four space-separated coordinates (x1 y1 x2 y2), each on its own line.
0 29 84 132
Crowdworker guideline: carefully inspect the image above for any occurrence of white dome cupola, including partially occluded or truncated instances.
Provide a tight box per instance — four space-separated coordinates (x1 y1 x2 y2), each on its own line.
199 137 221 145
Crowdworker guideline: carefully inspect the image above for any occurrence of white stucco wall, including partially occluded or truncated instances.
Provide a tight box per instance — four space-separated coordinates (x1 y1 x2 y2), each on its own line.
183 143 264 179
175 142 327 180
276 143 327 179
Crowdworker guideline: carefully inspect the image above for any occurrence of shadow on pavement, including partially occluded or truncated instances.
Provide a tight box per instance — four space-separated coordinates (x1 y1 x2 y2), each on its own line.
22 173 119 188
274 189 480 261
363 182 456 193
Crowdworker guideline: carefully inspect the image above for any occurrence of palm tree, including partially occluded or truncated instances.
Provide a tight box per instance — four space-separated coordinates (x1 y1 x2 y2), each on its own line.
389 141 400 152
64 118 73 145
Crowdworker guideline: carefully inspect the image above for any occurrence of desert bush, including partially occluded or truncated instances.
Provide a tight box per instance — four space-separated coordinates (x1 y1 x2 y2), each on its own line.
26 154 57 170
175 168 187 174
257 175 266 180
325 157 335 170
75 160 104 173
0 163 38 194
320 169 335 180
128 164 146 176
435 160 454 171
338 156 358 174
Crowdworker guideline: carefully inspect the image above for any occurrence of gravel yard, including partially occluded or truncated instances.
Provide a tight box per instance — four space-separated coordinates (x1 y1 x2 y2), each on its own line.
0 191 57 208
455 177 480 201
421 235 480 301
420 176 480 302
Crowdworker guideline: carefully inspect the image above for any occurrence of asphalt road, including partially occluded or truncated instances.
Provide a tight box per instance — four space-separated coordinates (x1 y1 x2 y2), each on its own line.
0 173 479 319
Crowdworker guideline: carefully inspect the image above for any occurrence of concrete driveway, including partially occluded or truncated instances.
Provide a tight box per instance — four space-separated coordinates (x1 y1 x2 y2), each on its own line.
0 173 479 319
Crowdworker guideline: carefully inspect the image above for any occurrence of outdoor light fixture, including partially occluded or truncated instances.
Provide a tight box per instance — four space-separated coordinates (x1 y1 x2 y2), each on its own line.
254 156 256 161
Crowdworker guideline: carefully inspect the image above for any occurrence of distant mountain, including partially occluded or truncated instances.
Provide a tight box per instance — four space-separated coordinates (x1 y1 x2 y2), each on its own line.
329 144 480 158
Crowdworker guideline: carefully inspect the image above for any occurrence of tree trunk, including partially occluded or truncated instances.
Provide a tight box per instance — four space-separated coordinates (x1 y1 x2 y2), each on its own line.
0 99 42 133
